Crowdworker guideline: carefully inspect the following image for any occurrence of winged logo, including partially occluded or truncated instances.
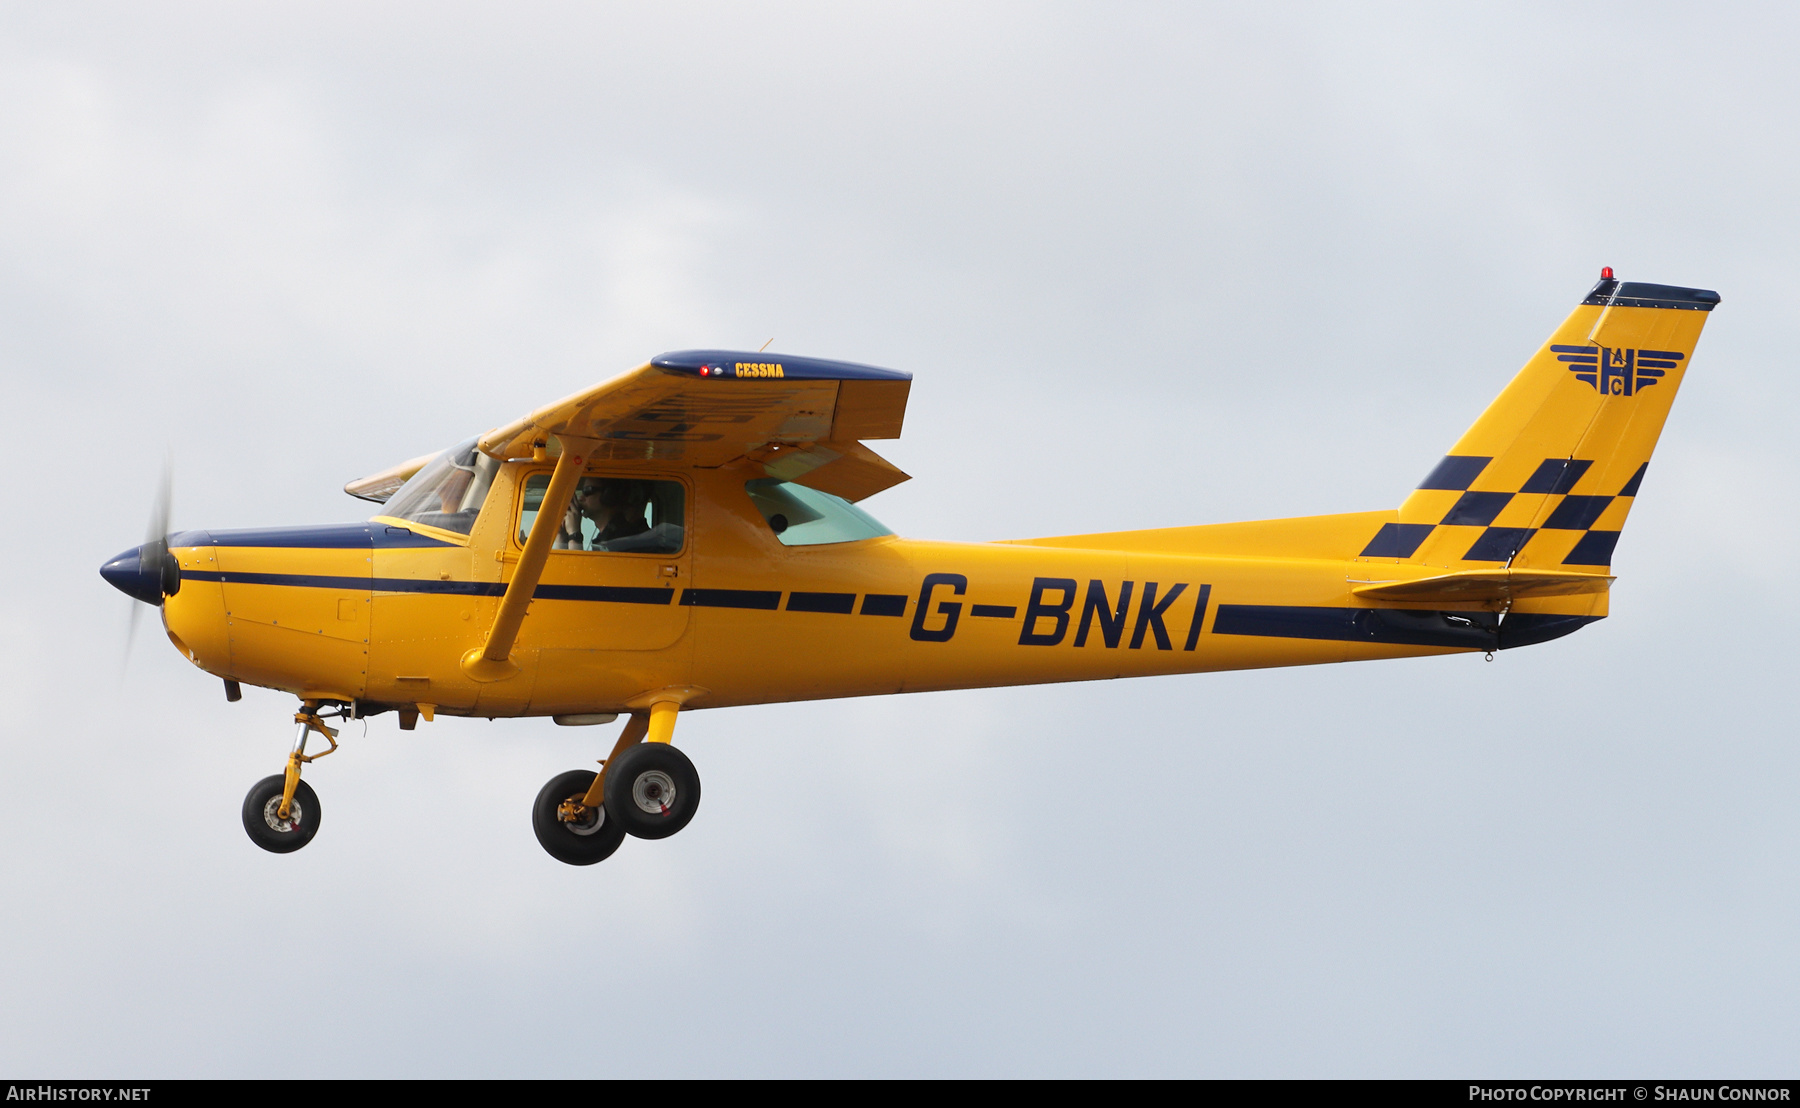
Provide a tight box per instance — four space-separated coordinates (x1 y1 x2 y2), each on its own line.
1551 345 1684 396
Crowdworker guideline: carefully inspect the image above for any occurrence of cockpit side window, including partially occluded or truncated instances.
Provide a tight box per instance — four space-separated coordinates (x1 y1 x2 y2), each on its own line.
519 474 686 555
381 439 501 536
745 479 893 546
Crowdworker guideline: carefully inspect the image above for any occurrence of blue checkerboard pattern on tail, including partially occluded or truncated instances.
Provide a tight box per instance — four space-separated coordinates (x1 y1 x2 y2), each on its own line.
1358 456 1649 566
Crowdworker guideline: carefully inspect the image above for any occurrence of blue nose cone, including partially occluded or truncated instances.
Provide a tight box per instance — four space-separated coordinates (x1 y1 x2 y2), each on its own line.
101 544 165 605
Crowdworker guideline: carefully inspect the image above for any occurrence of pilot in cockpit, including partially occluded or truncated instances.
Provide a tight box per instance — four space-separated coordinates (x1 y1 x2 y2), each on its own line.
559 478 651 550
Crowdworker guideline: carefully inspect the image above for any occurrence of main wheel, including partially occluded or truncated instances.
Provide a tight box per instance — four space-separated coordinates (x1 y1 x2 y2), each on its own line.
532 770 627 865
603 743 701 840
242 775 322 854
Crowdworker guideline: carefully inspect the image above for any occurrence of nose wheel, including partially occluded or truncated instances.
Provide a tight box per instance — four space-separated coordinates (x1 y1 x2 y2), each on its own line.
242 701 342 855
242 775 321 853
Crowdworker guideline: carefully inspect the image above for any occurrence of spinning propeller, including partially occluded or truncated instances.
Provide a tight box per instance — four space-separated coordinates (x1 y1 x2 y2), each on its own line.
101 465 181 655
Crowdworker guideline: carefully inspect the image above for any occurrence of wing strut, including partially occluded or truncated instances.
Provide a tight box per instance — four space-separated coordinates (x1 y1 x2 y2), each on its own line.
461 436 597 683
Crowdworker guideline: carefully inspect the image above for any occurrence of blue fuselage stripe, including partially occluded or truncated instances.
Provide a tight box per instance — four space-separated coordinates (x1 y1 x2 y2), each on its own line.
1212 604 1597 650
171 571 1600 649
193 524 457 549
178 569 674 604
679 588 783 610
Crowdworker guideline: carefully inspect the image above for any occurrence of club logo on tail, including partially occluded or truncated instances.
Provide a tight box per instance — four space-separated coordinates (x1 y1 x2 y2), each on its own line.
1551 345 1684 396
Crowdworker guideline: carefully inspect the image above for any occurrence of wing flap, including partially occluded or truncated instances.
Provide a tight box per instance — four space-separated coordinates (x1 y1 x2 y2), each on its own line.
751 440 911 502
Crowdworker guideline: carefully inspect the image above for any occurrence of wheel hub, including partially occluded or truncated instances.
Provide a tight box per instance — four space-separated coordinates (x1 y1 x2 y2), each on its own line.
631 770 677 814
262 795 304 833
559 797 608 836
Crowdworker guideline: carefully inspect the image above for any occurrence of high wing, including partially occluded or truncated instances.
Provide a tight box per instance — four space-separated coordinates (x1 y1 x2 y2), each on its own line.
479 350 912 503
344 350 914 504
344 451 439 503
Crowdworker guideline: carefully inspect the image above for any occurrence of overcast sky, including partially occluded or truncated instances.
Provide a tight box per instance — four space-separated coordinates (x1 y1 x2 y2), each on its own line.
2 1 1797 1078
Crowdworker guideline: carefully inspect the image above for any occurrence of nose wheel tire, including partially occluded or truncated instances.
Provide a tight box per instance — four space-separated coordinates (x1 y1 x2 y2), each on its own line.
532 770 627 865
604 743 701 840
242 775 322 854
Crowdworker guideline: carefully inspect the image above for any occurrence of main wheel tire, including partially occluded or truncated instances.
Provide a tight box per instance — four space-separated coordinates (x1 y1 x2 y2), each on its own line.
532 770 627 865
603 743 701 840
242 775 322 854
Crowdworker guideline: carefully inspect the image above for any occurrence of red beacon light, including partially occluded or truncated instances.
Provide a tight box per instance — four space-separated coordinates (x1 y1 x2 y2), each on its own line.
1601 266 1614 280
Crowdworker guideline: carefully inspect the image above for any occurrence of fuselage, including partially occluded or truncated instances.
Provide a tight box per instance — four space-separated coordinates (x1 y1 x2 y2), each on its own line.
92 284 1711 864
151 458 1602 718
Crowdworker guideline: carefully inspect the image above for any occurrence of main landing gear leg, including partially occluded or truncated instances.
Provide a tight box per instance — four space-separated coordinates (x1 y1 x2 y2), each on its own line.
241 702 340 854
604 700 701 841
530 700 703 865
531 715 644 866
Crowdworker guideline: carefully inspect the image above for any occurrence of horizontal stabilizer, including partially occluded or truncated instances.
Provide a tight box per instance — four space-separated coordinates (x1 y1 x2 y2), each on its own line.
1352 568 1612 603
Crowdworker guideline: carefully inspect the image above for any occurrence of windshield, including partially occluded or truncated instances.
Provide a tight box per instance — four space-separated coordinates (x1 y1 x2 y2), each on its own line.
381 439 501 536
745 478 893 546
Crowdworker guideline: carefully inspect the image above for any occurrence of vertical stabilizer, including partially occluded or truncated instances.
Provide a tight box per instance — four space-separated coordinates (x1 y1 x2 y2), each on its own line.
1357 274 1718 575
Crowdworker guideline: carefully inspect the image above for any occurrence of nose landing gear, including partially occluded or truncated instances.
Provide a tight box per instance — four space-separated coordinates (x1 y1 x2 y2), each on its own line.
241 703 342 854
242 775 321 853
532 700 703 866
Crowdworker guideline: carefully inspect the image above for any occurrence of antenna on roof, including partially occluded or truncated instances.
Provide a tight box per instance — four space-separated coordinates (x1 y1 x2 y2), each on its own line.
758 338 774 352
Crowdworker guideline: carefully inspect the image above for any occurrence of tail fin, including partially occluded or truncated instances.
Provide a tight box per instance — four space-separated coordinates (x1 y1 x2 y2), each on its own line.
1359 273 1718 573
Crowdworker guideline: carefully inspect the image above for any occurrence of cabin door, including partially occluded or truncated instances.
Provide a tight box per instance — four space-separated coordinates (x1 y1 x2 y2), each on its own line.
514 469 691 651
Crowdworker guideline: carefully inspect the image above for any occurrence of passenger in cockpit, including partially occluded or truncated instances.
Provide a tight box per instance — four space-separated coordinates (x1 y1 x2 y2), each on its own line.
435 466 473 516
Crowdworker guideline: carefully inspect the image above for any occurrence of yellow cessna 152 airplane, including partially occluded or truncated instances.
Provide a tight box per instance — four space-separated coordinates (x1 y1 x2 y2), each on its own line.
102 270 1717 865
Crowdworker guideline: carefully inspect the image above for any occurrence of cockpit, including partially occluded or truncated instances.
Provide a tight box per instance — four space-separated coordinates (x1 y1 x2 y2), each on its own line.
523 474 686 554
380 438 500 535
377 440 893 551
